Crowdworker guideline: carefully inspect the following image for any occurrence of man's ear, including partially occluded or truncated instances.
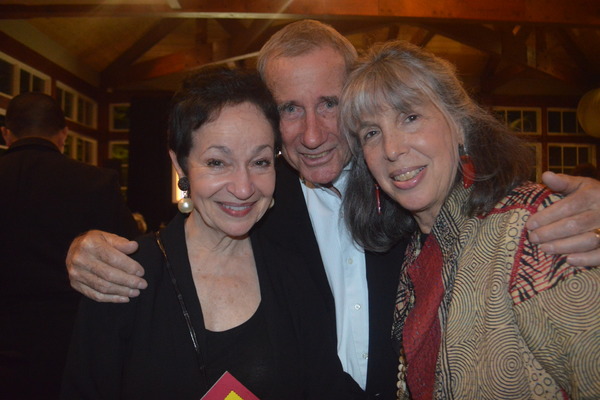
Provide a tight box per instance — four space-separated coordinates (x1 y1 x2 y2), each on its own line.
1 126 16 147
55 127 69 152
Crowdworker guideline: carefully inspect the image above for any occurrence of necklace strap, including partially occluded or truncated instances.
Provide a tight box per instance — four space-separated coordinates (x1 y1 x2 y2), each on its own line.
154 231 204 367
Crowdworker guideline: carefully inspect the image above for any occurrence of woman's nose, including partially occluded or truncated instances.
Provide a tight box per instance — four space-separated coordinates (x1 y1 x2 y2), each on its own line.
383 132 408 161
228 168 255 199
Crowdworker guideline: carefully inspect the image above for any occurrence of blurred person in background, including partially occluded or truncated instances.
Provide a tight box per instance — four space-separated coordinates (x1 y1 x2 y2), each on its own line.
0 92 138 399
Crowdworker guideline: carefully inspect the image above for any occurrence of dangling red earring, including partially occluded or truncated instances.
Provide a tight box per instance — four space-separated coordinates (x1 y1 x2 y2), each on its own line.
459 145 475 189
375 183 382 215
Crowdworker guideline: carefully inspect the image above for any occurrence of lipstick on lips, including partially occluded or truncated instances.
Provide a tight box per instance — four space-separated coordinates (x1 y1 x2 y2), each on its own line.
219 202 255 217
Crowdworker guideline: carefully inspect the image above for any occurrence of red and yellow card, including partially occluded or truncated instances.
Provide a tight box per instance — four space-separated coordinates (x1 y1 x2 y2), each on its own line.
201 371 260 400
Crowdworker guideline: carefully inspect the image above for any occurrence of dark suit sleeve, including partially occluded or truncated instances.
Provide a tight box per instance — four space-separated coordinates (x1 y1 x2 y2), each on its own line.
300 307 367 400
365 240 407 400
253 231 366 400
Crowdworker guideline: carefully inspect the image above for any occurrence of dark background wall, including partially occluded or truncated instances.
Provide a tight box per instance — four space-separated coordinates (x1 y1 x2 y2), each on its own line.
127 94 177 232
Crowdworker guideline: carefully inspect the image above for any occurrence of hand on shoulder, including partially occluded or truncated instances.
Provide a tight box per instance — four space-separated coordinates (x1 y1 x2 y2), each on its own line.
526 172 600 267
66 230 147 303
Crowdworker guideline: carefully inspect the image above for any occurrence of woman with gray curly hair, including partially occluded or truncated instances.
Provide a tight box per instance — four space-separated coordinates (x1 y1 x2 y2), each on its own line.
341 40 600 400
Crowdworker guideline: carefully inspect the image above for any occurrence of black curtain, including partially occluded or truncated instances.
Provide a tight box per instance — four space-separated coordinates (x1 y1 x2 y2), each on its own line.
127 94 177 231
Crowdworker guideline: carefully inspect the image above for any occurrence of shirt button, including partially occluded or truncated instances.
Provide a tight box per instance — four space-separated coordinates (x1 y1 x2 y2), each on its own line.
347 258 353 264
354 304 361 310
362 353 369 359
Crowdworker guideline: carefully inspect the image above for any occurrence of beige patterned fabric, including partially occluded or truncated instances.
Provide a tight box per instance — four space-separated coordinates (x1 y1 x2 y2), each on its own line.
397 182 600 400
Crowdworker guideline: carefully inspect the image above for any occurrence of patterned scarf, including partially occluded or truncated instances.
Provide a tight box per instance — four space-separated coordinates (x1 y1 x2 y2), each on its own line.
392 185 468 400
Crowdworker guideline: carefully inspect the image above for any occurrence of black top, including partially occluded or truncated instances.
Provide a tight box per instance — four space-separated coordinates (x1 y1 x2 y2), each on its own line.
61 212 364 399
204 304 275 393
0 137 138 399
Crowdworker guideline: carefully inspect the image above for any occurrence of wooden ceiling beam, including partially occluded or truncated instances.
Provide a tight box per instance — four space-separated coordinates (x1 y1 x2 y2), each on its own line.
214 19 269 55
214 19 247 36
499 26 528 65
481 63 526 93
0 0 598 27
479 54 502 94
214 19 281 59
417 23 502 54
228 19 276 56
386 24 400 41
194 19 208 46
552 28 597 80
108 18 398 86
419 22 591 88
213 19 401 60
409 28 435 48
513 25 533 42
104 45 212 88
379 0 600 26
529 27 593 88
101 18 185 86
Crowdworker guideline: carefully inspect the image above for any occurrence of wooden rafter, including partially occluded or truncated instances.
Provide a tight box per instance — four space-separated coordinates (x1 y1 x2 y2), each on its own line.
481 63 527 93
417 22 592 88
409 28 435 48
104 45 212 88
552 27 598 85
2 0 596 92
215 19 274 56
101 18 185 87
386 24 400 41
0 0 598 27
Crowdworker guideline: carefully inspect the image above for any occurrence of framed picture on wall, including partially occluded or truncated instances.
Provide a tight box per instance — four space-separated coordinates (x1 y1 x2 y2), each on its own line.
108 140 129 195
109 103 130 132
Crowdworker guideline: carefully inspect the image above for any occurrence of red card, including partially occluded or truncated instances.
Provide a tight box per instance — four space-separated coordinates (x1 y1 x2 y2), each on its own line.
201 371 260 400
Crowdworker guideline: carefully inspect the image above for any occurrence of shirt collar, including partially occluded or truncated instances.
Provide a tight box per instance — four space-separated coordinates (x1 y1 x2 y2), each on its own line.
6 137 61 154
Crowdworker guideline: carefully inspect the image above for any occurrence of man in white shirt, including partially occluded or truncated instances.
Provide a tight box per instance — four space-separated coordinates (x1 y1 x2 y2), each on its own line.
66 19 600 399
257 25 372 388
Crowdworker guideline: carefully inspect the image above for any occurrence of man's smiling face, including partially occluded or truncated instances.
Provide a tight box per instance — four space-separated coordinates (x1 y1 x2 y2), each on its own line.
264 46 351 185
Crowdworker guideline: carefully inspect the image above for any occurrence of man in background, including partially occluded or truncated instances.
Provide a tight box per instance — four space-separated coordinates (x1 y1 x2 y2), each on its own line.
0 92 139 399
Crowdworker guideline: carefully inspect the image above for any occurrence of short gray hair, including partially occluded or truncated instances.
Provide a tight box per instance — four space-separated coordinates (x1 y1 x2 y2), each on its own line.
257 19 357 79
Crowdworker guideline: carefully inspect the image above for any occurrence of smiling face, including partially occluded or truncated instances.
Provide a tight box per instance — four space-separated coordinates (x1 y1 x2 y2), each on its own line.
358 101 462 233
171 102 276 240
264 46 351 185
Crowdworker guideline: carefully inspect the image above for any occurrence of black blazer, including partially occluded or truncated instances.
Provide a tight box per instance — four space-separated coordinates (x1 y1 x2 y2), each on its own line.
0 137 138 399
256 159 407 400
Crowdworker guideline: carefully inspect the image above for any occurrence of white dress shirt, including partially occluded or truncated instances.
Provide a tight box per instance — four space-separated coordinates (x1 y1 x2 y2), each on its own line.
300 166 369 389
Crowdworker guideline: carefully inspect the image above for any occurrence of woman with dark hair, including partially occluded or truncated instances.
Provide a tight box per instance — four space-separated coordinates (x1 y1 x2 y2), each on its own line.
61 68 363 399
340 41 600 400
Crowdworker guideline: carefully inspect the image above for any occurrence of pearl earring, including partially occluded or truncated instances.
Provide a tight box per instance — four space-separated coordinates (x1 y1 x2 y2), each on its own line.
177 177 194 214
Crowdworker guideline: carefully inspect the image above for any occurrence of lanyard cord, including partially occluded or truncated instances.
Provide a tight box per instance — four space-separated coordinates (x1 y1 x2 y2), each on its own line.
154 231 206 379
